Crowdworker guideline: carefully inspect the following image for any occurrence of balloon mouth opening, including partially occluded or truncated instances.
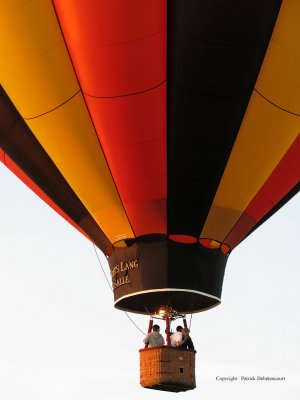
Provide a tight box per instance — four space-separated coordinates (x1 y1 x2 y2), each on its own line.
114 289 221 315
105 234 231 256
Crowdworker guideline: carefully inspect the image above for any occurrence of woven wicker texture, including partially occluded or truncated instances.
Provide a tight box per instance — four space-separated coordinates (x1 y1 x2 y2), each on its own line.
139 347 196 392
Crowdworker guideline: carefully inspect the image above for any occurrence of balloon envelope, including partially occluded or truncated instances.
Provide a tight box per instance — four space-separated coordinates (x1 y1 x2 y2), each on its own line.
1 0 299 313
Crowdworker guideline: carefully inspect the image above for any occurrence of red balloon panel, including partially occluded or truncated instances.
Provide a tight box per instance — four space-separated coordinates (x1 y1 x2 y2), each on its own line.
86 84 166 236
53 0 166 96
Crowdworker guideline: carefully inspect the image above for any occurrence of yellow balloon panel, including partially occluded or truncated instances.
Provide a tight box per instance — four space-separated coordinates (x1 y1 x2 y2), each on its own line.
255 0 300 115
272 0 300 56
0 1 78 118
26 93 134 242
201 91 300 241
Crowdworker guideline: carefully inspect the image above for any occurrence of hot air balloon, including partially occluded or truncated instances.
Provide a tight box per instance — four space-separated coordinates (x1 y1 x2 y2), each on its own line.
1 0 299 393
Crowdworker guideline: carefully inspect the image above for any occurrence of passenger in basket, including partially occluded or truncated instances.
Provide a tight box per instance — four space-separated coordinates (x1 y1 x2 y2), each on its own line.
178 327 194 350
170 325 183 347
143 324 165 347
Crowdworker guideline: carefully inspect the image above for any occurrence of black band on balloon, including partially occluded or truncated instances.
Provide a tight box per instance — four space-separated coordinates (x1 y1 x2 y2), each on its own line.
108 236 228 314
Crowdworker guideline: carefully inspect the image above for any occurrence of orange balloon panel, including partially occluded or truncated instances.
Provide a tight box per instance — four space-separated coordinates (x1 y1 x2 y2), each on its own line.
85 85 166 235
26 93 134 242
53 0 167 236
53 0 166 96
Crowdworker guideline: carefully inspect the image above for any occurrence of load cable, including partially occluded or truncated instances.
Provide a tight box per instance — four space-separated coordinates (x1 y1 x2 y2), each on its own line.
92 244 146 335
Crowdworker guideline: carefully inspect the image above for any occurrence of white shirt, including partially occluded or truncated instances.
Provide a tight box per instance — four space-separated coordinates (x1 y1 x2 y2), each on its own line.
170 331 182 347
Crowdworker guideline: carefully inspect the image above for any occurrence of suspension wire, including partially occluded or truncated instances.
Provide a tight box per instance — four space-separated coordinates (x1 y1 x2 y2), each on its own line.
189 312 193 331
124 310 146 336
92 244 113 291
92 244 146 336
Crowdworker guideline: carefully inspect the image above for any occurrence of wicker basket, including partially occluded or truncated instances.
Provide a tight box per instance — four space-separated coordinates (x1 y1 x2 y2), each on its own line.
139 346 196 392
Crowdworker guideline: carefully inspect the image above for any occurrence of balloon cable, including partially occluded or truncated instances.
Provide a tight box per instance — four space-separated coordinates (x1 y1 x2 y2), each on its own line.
189 313 193 331
92 244 146 336
92 243 113 291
